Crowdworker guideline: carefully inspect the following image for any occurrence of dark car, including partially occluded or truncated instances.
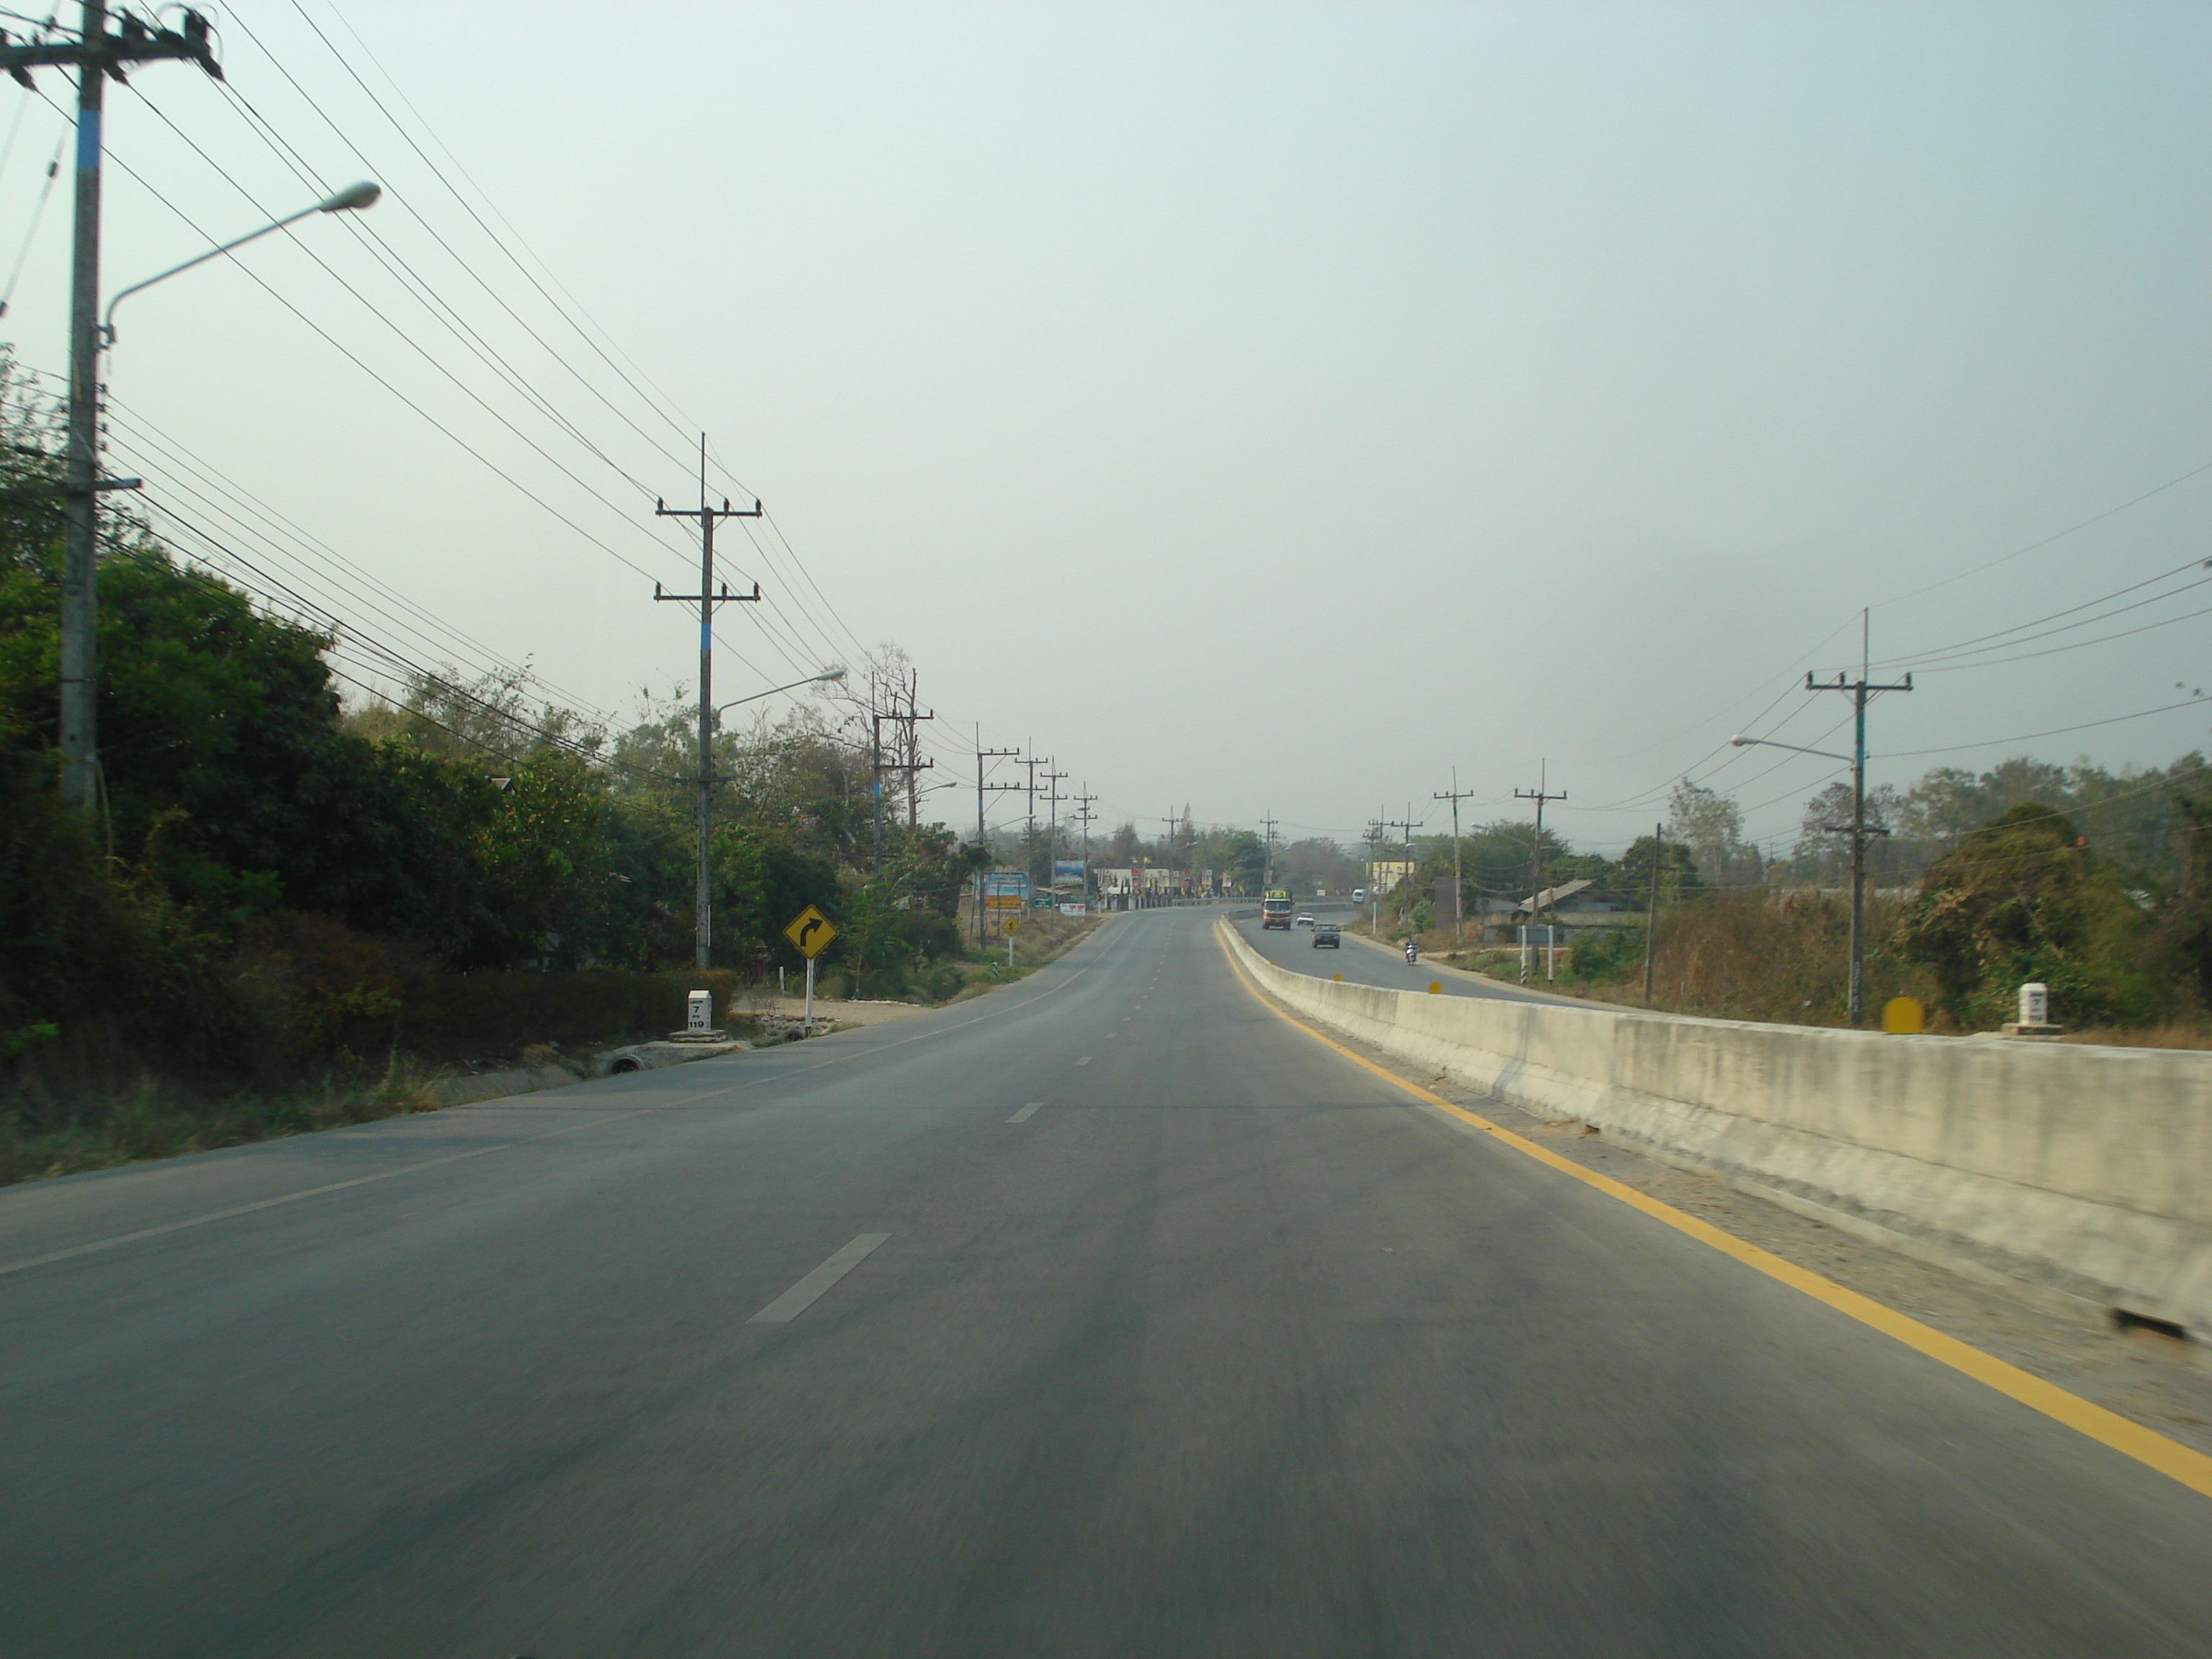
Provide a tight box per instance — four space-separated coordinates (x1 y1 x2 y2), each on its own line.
1312 924 1341 948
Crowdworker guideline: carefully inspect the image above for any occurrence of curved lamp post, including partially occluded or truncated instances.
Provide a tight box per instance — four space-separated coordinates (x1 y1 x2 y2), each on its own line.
58 181 381 813
713 665 845 727
690 666 845 970
1730 732 1876 1026
103 180 380 343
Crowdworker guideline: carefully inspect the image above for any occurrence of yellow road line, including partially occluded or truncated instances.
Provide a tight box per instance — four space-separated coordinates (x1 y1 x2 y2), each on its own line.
1215 923 2212 1504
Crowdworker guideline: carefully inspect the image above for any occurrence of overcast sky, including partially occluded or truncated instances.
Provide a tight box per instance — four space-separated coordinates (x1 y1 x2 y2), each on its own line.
7 1 2207 855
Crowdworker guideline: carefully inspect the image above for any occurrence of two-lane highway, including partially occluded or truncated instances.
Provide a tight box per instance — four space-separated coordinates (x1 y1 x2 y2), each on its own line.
1231 906 1570 1003
4 906 2210 1656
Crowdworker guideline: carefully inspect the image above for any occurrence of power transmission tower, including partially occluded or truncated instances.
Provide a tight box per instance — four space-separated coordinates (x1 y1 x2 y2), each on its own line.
1513 763 1566 985
652 445 762 970
1807 620 1913 1027
2 7 221 811
1433 769 1476 943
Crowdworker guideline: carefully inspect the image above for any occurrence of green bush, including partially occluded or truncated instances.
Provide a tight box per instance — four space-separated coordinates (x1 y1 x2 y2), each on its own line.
1564 926 1645 984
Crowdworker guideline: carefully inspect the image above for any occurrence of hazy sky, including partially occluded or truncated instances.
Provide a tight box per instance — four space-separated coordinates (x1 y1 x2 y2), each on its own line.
7 1 2207 855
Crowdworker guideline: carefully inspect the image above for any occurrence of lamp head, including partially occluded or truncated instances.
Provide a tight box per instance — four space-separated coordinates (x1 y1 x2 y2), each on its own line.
1729 735 1750 747
320 181 382 213
817 666 848 683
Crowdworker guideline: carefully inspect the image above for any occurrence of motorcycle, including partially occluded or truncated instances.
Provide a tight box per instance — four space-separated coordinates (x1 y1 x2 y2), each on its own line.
1403 940 1419 964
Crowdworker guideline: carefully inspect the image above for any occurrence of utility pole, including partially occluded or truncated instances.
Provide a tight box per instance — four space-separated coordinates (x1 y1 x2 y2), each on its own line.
1071 786 1097 901
1385 804 1423 931
972 731 1022 945
1513 762 1566 985
899 670 932 830
1043 760 1067 896
652 444 761 971
1 8 222 810
1363 815 1385 934
1433 768 1475 944
1018 747 1043 894
1809 611 1912 1027
869 671 932 873
1642 821 1663 1004
1259 810 1280 891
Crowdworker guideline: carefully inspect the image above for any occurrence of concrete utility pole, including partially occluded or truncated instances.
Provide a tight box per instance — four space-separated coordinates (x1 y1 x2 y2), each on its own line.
1513 762 1566 985
1 7 222 811
652 443 762 970
971 731 1022 946
1642 821 1663 1004
1070 786 1097 894
1433 768 1475 943
869 671 933 873
1259 810 1279 891
1807 615 1912 1028
1043 761 1067 892
1363 816 1385 933
1018 747 1043 891
1386 805 1423 930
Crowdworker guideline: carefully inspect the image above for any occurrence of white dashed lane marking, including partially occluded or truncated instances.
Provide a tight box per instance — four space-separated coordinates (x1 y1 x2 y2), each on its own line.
748 1234 890 1324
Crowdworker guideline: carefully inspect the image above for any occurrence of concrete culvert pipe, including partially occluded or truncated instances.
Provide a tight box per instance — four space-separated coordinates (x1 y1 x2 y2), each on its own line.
609 1056 642 1074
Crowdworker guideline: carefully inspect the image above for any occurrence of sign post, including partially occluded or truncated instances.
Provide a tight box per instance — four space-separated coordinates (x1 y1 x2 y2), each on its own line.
1001 915 1021 966
782 904 839 1033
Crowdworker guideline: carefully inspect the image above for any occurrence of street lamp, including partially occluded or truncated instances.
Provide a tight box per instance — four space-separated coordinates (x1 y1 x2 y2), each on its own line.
103 181 381 343
714 665 845 725
55 179 381 814
1730 732 1881 1027
688 666 845 970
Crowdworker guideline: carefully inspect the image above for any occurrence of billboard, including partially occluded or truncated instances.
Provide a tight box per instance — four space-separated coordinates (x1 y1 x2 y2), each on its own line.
982 871 1030 912
1051 859 1086 892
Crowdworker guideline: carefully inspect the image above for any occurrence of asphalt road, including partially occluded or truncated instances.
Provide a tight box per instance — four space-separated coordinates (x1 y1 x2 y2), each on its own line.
4 906 2209 1657
1231 906 1570 1004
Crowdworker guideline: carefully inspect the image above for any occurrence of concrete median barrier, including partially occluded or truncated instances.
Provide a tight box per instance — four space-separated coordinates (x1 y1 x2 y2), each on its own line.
1220 921 2212 1336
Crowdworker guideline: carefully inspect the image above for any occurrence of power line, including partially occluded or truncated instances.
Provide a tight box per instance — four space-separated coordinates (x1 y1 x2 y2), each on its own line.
1869 554 2212 672
96 396 614 721
45 94 683 588
119 84 700 580
1875 457 2212 611
1908 599 2212 677
1884 695 2210 759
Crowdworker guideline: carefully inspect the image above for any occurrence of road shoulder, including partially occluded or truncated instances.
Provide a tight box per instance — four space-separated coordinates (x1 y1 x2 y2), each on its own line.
1230 940 2212 1467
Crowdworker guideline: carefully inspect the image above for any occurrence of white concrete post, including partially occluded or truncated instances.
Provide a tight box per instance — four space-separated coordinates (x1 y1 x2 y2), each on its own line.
2020 983 2049 1028
687 989 712 1033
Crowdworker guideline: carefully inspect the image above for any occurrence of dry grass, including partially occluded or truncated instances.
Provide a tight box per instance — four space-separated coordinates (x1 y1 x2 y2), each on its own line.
0 1052 449 1187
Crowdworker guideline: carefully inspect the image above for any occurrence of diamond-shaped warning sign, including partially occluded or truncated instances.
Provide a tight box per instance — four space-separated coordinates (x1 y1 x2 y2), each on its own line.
783 904 838 959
